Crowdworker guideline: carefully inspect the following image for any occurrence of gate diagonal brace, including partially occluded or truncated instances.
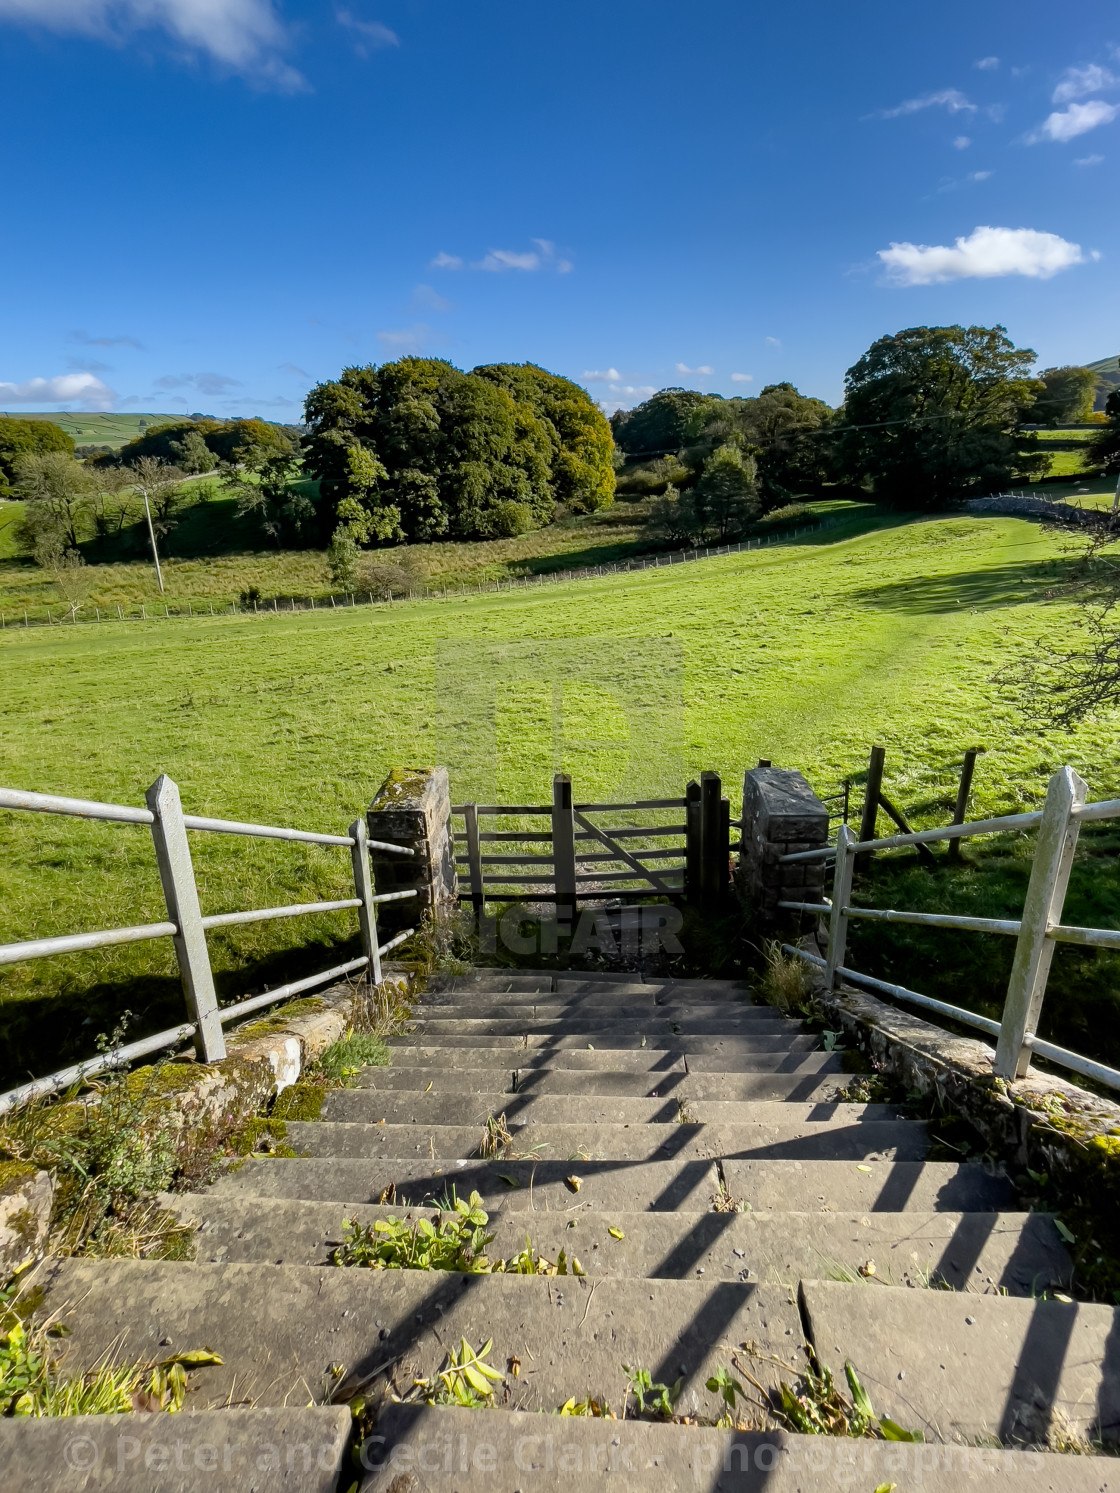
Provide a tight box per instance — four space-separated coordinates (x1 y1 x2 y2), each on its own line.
572 810 675 897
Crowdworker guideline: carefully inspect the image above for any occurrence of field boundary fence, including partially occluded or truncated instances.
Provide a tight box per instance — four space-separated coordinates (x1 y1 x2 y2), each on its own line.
0 777 417 1116
779 763 1120 1094
0 517 835 631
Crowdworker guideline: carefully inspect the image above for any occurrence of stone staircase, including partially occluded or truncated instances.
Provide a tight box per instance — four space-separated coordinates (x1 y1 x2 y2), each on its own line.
8 970 1120 1490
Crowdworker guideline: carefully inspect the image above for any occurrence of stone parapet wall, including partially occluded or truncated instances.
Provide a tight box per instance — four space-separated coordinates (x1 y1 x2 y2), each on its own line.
738 766 829 931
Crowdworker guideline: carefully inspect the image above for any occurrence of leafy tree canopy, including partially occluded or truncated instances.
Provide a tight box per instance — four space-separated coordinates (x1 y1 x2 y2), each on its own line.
107 418 298 470
1030 365 1100 426
0 417 74 498
838 324 1044 508
610 388 722 456
303 357 614 546
1088 388 1120 471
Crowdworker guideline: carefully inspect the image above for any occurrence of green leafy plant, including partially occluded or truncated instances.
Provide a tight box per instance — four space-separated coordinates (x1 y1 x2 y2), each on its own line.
414 1337 505 1408
713 1351 923 1441
623 1364 682 1420
332 1192 494 1273
314 1031 389 1086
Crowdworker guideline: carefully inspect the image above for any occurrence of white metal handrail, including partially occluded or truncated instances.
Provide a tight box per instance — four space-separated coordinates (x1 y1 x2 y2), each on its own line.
778 766 1120 1092
0 774 419 1115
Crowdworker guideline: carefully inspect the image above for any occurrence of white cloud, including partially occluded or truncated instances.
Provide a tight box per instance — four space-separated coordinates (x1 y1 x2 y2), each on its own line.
877 224 1091 284
597 382 658 414
765 336 781 347
376 323 432 354
0 372 115 409
1028 99 1120 143
278 362 310 378
1053 64 1117 104
335 9 398 55
730 373 753 383
975 57 999 70
967 170 993 181
1075 153 1105 166
0 0 304 89
878 89 976 119
583 368 622 382
953 135 971 149
430 252 463 270
411 283 454 312
68 328 143 350
155 371 242 395
476 248 541 272
675 362 714 375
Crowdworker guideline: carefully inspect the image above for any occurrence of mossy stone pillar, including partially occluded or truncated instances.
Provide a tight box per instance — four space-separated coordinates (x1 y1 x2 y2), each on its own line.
367 767 458 939
738 765 829 933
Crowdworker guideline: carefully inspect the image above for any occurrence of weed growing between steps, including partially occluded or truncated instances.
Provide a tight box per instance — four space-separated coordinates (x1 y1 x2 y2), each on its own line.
270 1031 391 1125
0 1279 222 1416
707 1351 922 1443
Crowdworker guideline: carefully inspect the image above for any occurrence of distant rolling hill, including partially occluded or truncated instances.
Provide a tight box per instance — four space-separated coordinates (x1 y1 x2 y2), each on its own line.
0 412 193 450
1088 355 1120 410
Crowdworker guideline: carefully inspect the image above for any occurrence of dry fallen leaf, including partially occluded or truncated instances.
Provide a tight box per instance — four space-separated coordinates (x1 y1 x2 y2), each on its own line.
565 1175 582 1193
608 1227 625 1240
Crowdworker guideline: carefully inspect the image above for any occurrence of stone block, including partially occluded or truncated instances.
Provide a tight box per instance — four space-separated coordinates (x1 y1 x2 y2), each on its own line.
0 1165 53 1276
368 766 457 936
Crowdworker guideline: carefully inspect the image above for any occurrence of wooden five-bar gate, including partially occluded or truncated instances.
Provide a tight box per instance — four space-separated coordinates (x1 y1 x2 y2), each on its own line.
452 771 732 914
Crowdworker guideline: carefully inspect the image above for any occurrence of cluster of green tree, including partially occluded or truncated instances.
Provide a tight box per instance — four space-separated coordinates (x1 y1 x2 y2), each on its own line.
0 417 74 499
614 326 1107 513
97 417 302 473
1089 389 1120 472
302 359 615 572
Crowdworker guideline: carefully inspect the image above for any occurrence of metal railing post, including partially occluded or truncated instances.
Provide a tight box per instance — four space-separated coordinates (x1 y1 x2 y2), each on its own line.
552 773 577 920
994 766 1087 1079
464 803 485 916
825 823 855 990
349 816 381 985
146 774 226 1062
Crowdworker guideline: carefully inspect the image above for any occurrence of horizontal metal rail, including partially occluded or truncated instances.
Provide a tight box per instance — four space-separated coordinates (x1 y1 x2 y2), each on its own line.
0 920 178 967
377 927 415 956
573 798 687 811
777 901 831 916
218 956 370 1024
779 809 1048 862
0 786 154 826
1073 797 1120 824
181 812 355 847
200 899 361 931
843 906 1022 937
1049 922 1120 951
0 1021 199 1117
1025 1034 1120 1093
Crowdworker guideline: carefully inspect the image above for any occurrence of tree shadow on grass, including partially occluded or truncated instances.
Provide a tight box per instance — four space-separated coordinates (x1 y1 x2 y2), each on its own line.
851 557 1083 614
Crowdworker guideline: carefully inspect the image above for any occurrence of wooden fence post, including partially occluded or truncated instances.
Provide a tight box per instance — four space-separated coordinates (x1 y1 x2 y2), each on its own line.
700 771 724 904
349 816 382 985
552 773 577 920
464 803 485 916
949 748 981 861
855 745 885 873
685 780 702 906
146 774 226 1063
993 766 1086 1080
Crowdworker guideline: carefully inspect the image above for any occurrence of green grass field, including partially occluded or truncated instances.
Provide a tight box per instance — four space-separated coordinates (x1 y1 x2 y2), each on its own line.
0 412 188 449
2 495 1119 1082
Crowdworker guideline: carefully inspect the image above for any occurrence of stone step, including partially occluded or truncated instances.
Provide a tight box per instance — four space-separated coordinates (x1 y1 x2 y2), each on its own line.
282 1118 930 1163
1 1406 352 1493
513 1070 846 1101
353 1066 518 1094
321 1090 900 1127
801 1278 1120 1445
388 1038 842 1069
35 1257 803 1420
407 1001 782 1022
371 1048 688 1071
402 1017 796 1038
171 1193 1070 1295
210 1155 1010 1213
360 1400 1118 1491
405 1024 816 1052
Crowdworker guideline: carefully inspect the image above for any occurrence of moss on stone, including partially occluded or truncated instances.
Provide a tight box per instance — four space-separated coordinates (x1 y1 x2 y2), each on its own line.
0 1160 38 1197
231 997 325 1042
229 1117 299 1159
272 1083 326 1122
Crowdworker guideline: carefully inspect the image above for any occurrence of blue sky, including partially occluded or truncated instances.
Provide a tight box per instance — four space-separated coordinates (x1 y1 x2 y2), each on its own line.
0 0 1116 418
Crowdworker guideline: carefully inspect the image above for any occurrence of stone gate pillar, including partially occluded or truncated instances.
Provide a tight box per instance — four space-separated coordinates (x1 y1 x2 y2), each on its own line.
738 765 829 933
367 767 458 938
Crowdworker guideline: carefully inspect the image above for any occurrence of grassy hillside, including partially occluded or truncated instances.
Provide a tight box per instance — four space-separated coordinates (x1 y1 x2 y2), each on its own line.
2 499 1119 1080
1 412 188 449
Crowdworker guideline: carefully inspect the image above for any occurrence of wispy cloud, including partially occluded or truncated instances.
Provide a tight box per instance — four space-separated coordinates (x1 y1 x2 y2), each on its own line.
1075 153 1105 166
953 135 972 149
878 224 1092 284
974 57 999 71
434 239 573 274
155 372 243 395
583 369 623 382
675 362 714 375
412 283 454 312
1028 99 1120 143
876 89 976 119
278 362 310 378
968 170 993 181
0 371 115 409
1053 64 1118 104
336 9 398 57
68 329 143 350
765 336 781 348
730 373 753 383
0 0 305 90
66 356 113 373
377 323 433 354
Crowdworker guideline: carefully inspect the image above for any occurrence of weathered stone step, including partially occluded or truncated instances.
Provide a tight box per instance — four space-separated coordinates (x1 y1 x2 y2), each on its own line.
354 1066 518 1094
801 1278 1120 1444
358 1401 1119 1491
211 1155 1010 1213
171 1193 1070 1294
282 1118 930 1163
388 1037 842 1068
407 1001 781 1022
513 1070 844 1101
36 1257 802 1420
370 1048 688 1071
1 1406 352 1493
403 1016 796 1038
405 1024 817 1052
321 1089 899 1127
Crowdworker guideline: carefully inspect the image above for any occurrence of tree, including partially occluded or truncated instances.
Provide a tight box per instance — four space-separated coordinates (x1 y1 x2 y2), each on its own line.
326 528 362 592
0 417 74 499
690 444 760 540
130 457 185 538
648 484 702 546
838 325 1045 508
610 389 723 457
12 452 94 553
223 428 310 545
1030 366 1100 427
1088 389 1120 473
170 429 218 474
303 357 614 546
